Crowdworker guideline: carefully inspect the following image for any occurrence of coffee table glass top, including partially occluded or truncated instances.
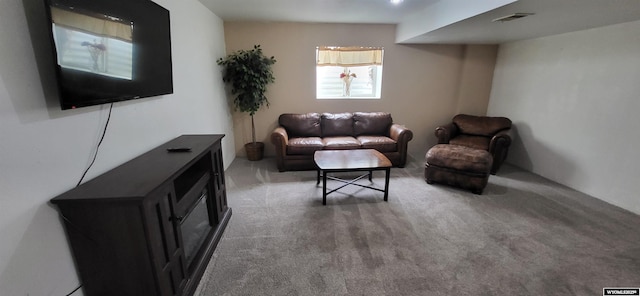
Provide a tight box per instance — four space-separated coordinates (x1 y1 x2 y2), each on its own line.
314 149 392 170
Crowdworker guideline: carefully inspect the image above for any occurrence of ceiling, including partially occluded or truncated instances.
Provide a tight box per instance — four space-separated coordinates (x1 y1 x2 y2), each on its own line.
198 0 640 44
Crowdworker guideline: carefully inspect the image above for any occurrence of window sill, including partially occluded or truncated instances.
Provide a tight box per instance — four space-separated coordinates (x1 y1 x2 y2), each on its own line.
316 96 381 100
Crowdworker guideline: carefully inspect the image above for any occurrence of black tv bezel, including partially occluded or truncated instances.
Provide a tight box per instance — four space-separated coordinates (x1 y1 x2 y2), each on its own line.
44 0 173 110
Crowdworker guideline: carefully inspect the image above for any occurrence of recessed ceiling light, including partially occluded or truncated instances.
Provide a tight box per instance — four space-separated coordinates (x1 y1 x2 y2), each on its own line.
390 0 403 5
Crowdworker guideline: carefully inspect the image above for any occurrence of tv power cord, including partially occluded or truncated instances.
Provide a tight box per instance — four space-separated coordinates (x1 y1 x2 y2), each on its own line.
62 102 114 295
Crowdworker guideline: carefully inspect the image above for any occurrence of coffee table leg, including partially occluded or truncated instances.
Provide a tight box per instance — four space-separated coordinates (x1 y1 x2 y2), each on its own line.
368 170 372 182
322 170 327 205
317 169 320 185
383 168 390 201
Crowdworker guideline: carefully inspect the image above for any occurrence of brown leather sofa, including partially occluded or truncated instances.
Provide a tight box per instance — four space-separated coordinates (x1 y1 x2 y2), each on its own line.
435 114 512 174
271 112 413 172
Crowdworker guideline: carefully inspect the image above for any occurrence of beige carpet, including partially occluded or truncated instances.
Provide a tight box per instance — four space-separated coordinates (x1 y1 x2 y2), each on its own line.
195 156 640 295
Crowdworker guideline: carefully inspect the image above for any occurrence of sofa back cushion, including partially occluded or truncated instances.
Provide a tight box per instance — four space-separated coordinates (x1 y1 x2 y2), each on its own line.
353 112 392 136
279 113 322 137
321 112 354 137
453 114 512 137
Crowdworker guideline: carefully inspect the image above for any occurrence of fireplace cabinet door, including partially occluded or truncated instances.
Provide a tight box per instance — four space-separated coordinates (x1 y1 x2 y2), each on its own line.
146 185 188 296
211 145 228 223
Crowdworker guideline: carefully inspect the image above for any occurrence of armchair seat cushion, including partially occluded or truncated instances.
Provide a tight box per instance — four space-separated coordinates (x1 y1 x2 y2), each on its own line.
287 137 323 155
449 135 490 150
322 136 361 150
358 136 397 152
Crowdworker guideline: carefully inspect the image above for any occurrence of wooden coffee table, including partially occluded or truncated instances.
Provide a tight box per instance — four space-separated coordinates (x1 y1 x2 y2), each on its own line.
314 149 392 205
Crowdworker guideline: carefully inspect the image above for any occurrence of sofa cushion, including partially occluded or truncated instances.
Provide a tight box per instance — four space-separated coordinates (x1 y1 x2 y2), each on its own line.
322 136 361 150
279 113 322 137
357 136 397 152
353 112 392 136
321 113 354 137
453 114 511 137
287 137 324 155
450 135 490 150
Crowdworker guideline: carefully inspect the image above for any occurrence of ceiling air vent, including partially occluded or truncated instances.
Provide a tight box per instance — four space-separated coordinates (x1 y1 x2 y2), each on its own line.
492 13 534 22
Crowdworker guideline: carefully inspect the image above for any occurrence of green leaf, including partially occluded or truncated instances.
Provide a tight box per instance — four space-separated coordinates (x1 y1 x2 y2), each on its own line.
217 45 276 115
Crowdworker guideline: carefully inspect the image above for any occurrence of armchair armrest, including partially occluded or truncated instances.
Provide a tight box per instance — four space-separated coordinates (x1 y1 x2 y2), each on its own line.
488 129 512 154
488 128 512 174
434 122 458 144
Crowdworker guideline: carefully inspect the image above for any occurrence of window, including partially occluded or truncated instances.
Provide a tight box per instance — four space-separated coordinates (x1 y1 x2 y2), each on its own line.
316 46 384 99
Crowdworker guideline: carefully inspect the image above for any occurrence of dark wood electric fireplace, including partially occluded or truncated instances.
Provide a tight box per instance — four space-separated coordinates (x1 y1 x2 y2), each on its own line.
51 135 231 296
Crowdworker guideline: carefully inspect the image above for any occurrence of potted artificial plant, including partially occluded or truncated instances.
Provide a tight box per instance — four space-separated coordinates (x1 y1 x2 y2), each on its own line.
217 45 276 161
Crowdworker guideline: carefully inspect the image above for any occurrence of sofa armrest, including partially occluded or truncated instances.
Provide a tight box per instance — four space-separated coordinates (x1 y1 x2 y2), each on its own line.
270 126 289 171
390 123 413 142
434 122 458 144
389 124 413 166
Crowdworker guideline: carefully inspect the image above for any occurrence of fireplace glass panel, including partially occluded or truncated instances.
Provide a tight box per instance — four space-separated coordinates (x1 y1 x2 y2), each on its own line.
180 189 212 266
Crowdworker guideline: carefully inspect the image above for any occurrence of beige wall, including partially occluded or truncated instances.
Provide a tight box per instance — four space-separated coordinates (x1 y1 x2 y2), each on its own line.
222 22 498 162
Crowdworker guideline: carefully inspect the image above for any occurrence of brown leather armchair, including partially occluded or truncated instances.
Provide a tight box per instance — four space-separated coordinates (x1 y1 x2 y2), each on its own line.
435 114 512 174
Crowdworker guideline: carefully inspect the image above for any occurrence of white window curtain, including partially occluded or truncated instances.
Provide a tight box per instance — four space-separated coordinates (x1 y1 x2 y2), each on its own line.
316 46 383 67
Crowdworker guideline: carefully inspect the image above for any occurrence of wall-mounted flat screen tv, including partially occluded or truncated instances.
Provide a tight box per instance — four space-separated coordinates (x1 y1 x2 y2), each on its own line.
44 0 173 110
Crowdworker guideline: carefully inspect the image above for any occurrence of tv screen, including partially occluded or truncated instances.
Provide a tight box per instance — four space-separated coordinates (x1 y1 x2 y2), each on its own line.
44 0 173 110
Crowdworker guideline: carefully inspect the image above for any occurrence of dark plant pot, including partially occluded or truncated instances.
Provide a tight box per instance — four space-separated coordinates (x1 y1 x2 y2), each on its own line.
245 142 264 161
